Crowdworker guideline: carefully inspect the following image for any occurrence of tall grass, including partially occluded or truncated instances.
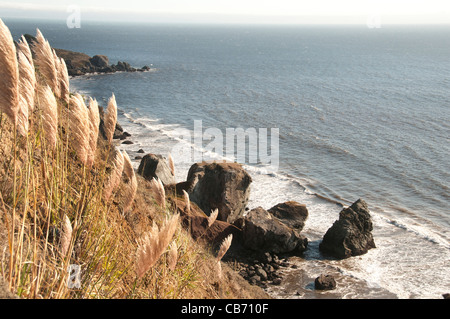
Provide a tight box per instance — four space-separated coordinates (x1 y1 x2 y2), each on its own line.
33 29 59 98
0 19 19 126
103 94 117 144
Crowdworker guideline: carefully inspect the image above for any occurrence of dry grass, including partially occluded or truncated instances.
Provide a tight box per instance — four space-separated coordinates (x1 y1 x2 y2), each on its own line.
68 93 90 165
87 97 100 167
121 151 137 213
17 50 35 136
150 177 166 209
103 150 124 201
135 213 180 278
0 19 19 126
36 84 58 150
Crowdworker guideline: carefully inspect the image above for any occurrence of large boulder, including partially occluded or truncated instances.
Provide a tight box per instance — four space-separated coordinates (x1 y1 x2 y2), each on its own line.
137 154 176 186
186 161 252 224
89 55 109 68
319 199 376 259
314 274 336 290
268 201 308 232
238 206 308 255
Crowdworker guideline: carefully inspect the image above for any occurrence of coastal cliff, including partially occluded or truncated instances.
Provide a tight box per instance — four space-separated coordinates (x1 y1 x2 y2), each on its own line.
22 33 151 76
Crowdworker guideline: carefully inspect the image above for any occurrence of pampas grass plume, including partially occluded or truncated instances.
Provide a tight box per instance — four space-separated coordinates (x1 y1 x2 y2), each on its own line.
135 213 179 278
122 151 137 212
167 242 178 272
16 50 37 136
216 234 232 280
103 150 124 200
57 57 70 104
216 234 232 262
104 93 117 143
208 208 218 227
68 94 90 165
16 35 33 65
60 214 72 257
150 177 166 209
168 153 175 176
87 97 100 167
33 29 59 97
37 85 58 150
182 189 190 213
16 36 36 136
0 18 19 125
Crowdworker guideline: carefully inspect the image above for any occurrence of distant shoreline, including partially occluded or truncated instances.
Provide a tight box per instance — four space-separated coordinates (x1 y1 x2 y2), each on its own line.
21 33 152 77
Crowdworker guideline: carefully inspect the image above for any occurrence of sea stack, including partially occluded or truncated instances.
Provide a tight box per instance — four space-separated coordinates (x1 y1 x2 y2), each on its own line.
319 199 376 259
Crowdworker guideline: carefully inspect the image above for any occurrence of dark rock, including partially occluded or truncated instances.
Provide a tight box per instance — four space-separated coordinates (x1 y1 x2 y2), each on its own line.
113 125 124 139
137 154 176 186
100 66 115 73
443 293 450 299
249 275 261 285
115 61 133 72
319 199 376 259
238 206 308 255
186 161 252 223
135 156 142 160
121 140 134 145
256 268 268 281
112 123 131 140
89 55 109 68
268 201 308 232
137 149 145 153
272 278 282 285
314 274 336 290
263 252 272 263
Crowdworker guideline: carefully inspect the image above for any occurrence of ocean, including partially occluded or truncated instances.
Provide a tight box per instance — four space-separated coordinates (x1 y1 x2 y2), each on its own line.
6 18 449 299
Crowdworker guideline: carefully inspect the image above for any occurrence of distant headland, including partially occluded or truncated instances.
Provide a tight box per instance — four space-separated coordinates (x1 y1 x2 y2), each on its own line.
21 34 152 76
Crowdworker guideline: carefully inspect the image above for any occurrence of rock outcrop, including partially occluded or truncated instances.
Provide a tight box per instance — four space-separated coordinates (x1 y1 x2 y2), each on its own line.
137 154 176 186
185 161 252 224
314 274 337 290
268 201 308 232
20 34 151 77
319 199 376 259
237 206 308 255
89 55 109 68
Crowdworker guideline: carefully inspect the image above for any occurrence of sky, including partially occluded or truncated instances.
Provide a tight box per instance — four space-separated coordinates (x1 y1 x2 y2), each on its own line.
1 0 450 24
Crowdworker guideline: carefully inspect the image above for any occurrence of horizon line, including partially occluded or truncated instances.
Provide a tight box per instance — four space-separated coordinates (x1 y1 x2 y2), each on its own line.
2 15 450 27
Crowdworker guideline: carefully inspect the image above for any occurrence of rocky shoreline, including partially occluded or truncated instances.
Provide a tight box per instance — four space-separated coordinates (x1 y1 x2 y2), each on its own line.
114 123 379 294
107 108 450 299
82 50 445 299
21 34 151 77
